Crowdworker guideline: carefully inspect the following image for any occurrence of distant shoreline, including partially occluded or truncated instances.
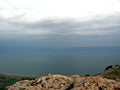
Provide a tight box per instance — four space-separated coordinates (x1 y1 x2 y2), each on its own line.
0 73 39 80
0 64 119 80
1 65 120 90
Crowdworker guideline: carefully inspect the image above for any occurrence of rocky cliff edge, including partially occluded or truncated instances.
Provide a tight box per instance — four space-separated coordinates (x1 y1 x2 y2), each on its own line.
8 74 120 90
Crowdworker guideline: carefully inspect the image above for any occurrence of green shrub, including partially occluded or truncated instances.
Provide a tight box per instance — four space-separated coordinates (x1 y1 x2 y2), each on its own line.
0 77 18 90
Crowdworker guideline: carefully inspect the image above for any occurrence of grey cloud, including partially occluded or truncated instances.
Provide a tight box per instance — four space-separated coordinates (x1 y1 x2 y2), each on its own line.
0 15 120 38
0 15 120 47
24 15 120 35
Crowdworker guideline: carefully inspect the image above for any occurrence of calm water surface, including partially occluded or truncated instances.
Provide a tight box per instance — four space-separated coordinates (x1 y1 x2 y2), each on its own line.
0 47 120 76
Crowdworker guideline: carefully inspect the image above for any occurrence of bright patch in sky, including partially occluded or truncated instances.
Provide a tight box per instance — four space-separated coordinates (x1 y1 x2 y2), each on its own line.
0 0 120 21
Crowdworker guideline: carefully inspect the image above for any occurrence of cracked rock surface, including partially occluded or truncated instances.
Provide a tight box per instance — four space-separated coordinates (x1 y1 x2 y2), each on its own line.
8 74 120 90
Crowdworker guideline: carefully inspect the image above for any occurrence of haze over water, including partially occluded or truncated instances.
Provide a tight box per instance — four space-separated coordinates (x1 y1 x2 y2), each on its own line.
0 47 120 76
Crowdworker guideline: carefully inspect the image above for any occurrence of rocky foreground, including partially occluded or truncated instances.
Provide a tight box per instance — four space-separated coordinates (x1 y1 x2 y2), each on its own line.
8 74 120 90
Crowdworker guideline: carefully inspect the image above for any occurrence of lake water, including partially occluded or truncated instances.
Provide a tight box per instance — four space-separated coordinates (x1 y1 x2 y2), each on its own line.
0 47 120 76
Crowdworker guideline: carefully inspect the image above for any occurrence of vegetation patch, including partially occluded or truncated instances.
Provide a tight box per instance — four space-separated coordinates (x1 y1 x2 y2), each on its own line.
0 77 18 90
102 65 120 81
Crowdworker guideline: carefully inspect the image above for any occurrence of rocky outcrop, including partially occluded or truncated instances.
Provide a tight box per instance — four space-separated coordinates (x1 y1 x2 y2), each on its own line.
102 65 120 82
8 74 120 90
71 76 120 90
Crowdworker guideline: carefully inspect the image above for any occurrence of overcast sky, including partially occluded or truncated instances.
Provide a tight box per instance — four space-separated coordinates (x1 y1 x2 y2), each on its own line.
0 0 120 47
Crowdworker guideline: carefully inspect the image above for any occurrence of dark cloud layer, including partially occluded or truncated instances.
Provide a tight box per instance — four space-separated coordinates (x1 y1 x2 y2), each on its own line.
0 15 120 47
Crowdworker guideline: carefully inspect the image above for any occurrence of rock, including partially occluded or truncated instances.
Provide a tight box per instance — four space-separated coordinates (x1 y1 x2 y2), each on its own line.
35 74 73 90
8 74 73 90
72 76 120 90
8 74 120 90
